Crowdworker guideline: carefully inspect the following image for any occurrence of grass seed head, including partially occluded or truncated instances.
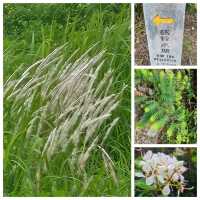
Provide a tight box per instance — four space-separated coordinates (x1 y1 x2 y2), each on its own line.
4 45 122 184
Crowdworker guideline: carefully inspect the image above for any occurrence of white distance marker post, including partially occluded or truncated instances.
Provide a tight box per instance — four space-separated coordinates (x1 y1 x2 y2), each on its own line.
143 3 186 66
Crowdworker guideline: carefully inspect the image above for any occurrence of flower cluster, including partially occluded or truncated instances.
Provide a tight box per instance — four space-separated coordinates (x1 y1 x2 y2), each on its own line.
135 150 187 196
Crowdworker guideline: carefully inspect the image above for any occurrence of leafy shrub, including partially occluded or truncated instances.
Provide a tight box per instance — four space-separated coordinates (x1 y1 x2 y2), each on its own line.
135 69 196 144
4 4 128 37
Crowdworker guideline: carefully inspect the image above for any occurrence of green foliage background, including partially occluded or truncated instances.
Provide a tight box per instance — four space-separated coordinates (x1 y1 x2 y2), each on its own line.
4 4 131 196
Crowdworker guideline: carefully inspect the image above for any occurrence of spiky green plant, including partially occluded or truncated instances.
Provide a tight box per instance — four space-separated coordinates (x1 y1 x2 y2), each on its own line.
4 44 126 195
135 69 196 144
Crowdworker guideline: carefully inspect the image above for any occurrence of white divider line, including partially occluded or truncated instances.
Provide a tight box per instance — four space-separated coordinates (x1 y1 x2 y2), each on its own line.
131 2 135 197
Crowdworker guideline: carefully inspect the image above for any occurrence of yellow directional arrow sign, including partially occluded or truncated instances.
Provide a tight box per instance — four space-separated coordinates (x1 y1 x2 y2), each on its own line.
153 15 175 26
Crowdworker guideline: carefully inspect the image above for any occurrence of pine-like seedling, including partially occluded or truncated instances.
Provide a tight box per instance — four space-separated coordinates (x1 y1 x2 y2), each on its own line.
135 69 196 144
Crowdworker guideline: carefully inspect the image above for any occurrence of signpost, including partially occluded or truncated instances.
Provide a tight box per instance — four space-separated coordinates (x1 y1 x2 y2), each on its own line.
143 4 186 66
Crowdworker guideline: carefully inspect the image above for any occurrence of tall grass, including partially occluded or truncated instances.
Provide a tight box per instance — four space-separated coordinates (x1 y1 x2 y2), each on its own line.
4 4 131 196
4 44 125 195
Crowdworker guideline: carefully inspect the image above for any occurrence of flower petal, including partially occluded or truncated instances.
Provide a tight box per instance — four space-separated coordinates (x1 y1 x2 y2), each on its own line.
146 175 155 185
142 163 151 174
140 160 146 166
172 173 179 181
180 175 185 182
157 175 165 184
162 184 170 196
179 166 187 173
176 161 184 168
135 172 145 178
143 150 153 160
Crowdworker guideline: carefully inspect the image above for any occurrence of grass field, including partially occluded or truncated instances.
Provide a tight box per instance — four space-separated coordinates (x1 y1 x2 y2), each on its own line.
3 4 131 196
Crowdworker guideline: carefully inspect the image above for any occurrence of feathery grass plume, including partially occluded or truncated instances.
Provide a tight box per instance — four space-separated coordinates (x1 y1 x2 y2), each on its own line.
4 44 122 185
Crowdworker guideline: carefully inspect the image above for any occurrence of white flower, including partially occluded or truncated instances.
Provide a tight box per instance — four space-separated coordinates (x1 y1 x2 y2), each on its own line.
135 150 188 196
